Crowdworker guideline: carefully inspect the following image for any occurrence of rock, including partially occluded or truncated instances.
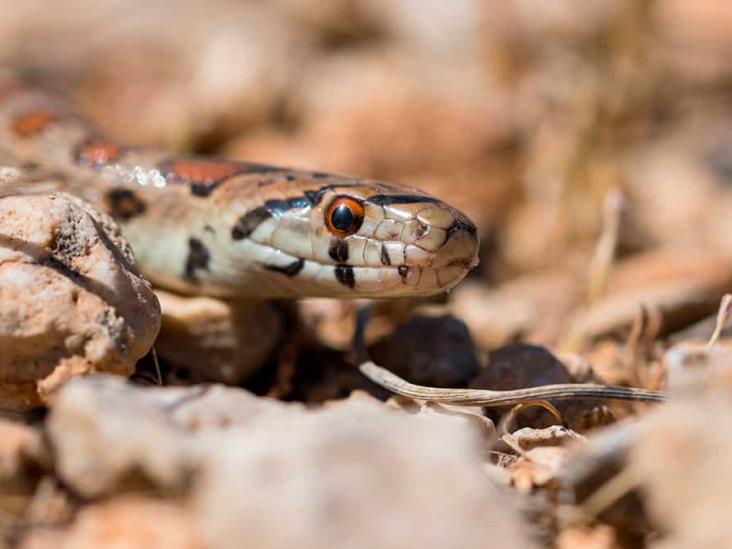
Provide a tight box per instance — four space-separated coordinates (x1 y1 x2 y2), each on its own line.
296 298 360 351
386 395 496 442
508 446 569 494
46 376 536 548
555 525 619 549
473 343 573 390
19 496 203 549
154 290 284 384
508 425 586 452
368 311 480 388
0 193 160 410
0 417 45 497
46 375 297 497
195 396 535 549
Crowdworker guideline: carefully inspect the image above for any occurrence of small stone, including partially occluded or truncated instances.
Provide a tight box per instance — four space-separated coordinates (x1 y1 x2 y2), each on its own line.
369 311 480 388
154 290 284 384
473 343 573 391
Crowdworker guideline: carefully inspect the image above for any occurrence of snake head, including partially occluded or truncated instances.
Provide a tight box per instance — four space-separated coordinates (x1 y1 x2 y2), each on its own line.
224 175 480 298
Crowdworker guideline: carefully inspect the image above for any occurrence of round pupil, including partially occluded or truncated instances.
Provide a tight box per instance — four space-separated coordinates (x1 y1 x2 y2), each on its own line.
331 204 355 231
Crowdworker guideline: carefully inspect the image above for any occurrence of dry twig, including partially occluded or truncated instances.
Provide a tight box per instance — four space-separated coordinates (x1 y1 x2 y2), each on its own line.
360 362 666 407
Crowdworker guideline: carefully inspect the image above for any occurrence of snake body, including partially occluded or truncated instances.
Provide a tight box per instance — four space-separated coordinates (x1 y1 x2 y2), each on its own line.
0 74 479 299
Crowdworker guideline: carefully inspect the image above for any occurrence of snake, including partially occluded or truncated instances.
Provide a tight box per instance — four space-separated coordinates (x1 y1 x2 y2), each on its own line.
0 72 479 299
0 72 666 406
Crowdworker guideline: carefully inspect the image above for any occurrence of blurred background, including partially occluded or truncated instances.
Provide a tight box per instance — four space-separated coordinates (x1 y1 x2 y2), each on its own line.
6 3 732 547
4 0 732 391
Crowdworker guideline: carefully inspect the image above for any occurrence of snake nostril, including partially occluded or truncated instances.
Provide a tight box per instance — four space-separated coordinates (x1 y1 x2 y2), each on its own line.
446 218 477 240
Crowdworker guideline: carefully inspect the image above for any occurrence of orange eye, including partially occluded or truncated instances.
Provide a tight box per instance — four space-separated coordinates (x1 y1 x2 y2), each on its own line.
325 196 365 237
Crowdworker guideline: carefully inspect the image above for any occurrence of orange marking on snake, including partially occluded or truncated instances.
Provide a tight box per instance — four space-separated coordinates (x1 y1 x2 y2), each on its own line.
165 160 242 184
12 110 59 138
76 139 122 167
162 159 254 196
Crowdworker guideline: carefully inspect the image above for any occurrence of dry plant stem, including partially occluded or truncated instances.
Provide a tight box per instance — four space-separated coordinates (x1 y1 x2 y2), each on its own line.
587 187 623 305
151 347 162 386
707 293 732 350
576 466 641 523
561 188 624 352
24 476 57 525
625 305 662 388
499 401 564 435
359 362 667 407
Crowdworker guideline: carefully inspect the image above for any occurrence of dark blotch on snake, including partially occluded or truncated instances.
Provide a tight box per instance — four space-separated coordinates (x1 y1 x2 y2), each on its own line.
303 183 368 206
287 196 311 209
264 197 311 215
231 197 313 240
380 245 391 266
231 207 271 240
184 237 210 282
366 194 442 207
190 183 216 197
265 258 305 277
328 238 349 263
264 199 289 215
334 264 356 289
105 188 147 221
304 189 326 206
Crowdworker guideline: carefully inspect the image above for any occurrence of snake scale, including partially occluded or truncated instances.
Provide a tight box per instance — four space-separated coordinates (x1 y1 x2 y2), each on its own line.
0 72 666 406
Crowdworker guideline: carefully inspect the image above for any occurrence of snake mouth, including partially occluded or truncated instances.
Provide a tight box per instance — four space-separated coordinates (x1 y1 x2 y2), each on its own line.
447 256 480 270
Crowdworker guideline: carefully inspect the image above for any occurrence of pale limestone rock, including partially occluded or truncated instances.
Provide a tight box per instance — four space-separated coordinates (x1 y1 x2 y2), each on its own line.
47 376 536 549
196 397 534 549
47 375 298 497
0 193 160 409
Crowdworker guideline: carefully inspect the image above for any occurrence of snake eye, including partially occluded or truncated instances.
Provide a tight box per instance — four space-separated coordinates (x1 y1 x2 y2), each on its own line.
325 196 365 237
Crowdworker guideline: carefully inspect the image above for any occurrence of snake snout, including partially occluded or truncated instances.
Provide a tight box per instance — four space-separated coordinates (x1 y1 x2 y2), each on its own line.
430 214 479 288
396 204 479 294
417 207 479 266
